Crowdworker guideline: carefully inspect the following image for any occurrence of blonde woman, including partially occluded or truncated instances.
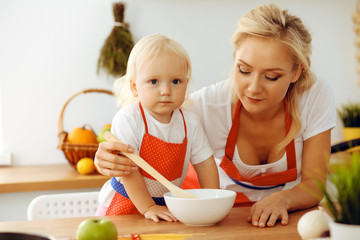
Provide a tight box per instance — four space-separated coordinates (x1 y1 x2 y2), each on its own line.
95 5 336 227
96 34 219 222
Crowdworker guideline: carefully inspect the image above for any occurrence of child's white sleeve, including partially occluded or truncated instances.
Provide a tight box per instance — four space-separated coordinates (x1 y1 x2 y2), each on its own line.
111 107 142 154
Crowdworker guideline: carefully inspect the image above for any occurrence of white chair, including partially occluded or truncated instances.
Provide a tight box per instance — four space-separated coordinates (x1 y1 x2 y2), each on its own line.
27 191 99 220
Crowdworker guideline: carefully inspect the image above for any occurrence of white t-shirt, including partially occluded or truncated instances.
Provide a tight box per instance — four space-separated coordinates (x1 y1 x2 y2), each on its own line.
188 78 336 202
98 102 213 207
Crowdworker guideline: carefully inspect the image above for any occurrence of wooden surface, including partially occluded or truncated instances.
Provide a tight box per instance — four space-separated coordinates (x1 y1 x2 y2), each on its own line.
0 164 110 193
0 207 315 240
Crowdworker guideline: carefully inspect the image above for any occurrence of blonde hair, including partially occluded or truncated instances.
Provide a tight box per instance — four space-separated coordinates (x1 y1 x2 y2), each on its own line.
230 4 314 153
113 34 192 106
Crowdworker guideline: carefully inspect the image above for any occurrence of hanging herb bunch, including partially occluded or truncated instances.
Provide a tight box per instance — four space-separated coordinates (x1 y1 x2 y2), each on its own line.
97 2 134 78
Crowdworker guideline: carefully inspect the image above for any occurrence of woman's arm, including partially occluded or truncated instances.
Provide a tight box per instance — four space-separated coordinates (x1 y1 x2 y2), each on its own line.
121 169 177 223
287 129 331 210
193 156 220 189
248 129 331 227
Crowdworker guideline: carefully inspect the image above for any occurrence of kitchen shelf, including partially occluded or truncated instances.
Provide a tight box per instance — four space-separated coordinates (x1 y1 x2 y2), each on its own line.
0 164 110 193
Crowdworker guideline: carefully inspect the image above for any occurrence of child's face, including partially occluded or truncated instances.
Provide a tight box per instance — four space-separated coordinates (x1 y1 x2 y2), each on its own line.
131 54 189 123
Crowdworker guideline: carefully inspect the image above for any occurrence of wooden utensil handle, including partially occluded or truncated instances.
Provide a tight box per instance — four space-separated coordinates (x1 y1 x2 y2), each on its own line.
103 131 180 192
104 131 196 199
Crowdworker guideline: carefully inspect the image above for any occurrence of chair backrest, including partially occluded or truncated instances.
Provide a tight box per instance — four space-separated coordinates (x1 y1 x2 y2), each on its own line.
27 191 99 220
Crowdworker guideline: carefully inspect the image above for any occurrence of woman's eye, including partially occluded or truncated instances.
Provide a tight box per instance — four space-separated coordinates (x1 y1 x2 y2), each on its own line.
265 75 279 81
149 79 158 84
172 79 180 84
239 66 250 75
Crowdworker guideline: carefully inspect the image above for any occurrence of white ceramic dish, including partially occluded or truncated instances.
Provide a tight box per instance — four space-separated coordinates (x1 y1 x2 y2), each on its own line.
164 189 236 226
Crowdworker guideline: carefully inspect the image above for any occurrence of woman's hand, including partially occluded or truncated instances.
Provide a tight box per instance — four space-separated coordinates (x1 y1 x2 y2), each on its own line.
94 141 138 177
143 205 178 223
247 191 290 227
247 130 330 228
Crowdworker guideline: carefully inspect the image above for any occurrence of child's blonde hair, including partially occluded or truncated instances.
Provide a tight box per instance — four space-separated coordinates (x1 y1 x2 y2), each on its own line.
114 34 192 106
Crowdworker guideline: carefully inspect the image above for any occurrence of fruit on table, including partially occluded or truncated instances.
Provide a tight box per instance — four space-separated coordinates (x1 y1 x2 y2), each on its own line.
101 123 112 130
76 219 117 240
77 158 96 175
67 124 98 144
97 124 112 143
297 209 329 239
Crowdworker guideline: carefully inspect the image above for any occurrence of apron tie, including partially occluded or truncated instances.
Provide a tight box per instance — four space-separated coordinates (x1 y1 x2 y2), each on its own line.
110 177 166 205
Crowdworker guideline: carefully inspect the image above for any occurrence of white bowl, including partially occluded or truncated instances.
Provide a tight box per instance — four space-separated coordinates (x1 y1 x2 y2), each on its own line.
164 189 236 226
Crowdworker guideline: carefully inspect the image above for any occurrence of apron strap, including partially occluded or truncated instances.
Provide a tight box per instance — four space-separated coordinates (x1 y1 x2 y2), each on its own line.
178 108 187 138
224 101 241 161
110 177 166 206
139 102 149 134
284 100 296 169
139 102 187 138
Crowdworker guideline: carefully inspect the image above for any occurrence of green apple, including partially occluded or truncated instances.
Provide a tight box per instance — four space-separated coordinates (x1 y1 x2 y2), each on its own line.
97 127 111 143
76 219 117 240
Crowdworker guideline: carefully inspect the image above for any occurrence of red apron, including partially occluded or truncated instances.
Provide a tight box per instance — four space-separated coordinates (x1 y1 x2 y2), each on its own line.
220 100 297 206
106 103 188 215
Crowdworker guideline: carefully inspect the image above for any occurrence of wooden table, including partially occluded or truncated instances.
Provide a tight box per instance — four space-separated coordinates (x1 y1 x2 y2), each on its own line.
0 207 314 240
0 164 110 193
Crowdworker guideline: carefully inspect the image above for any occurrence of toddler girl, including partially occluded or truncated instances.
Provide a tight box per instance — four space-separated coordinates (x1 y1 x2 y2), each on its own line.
96 34 219 222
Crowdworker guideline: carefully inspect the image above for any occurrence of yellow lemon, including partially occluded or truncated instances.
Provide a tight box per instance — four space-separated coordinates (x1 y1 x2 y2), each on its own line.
77 158 96 175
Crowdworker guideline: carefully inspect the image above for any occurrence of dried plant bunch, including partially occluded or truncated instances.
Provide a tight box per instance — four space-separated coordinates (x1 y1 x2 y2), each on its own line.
97 2 134 78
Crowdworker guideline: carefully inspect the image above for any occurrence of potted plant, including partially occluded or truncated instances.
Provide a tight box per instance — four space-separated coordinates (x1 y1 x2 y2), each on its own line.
337 102 360 141
317 151 360 240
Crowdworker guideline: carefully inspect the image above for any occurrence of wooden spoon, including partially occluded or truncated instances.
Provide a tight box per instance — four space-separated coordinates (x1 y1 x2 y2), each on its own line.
104 131 196 199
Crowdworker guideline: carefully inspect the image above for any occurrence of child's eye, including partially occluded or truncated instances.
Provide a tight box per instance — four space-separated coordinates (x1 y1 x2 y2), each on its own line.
149 79 158 85
172 79 181 84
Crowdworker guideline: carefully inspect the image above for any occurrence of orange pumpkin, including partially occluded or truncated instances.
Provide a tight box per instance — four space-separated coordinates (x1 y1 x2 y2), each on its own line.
67 124 98 144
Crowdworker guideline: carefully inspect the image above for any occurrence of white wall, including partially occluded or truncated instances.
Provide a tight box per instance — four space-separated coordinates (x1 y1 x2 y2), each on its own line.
0 0 359 166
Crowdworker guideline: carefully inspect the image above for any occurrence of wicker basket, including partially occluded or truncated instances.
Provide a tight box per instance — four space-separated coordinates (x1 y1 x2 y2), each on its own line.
57 89 114 168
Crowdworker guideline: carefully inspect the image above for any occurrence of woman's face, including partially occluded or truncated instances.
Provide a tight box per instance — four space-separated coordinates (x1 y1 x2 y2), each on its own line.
232 36 302 116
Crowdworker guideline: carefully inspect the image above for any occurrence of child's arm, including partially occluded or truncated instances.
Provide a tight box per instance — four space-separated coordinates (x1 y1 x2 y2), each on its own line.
193 156 219 189
121 169 177 222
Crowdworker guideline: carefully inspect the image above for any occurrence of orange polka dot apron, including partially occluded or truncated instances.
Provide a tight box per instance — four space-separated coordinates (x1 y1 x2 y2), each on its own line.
106 102 188 215
220 100 297 206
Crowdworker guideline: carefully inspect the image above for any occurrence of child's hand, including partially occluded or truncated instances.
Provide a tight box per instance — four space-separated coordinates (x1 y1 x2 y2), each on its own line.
143 205 177 223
